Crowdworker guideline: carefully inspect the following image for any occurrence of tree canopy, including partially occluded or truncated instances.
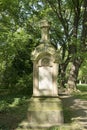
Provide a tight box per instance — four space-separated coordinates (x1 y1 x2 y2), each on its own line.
0 0 87 93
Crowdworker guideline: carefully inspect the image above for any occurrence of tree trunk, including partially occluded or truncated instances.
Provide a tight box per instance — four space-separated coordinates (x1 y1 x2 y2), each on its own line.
59 64 66 88
67 59 82 93
59 56 71 88
67 0 87 93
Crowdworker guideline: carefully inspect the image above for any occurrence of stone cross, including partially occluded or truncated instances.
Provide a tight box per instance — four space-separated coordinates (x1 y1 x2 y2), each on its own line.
40 20 50 43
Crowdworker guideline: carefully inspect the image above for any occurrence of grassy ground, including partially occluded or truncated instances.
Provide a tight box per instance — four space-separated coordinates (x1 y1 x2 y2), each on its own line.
63 84 87 122
0 89 32 130
60 84 87 130
49 84 87 130
74 84 87 100
0 84 87 130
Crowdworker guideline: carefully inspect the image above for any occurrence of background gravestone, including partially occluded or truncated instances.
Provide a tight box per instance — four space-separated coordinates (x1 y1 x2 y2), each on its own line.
28 19 63 128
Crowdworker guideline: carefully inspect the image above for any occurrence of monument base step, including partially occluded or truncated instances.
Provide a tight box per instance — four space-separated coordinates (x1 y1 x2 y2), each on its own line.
27 97 64 128
16 121 84 130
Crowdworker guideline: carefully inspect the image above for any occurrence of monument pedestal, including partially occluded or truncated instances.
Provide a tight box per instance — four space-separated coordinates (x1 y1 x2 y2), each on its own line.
27 97 63 128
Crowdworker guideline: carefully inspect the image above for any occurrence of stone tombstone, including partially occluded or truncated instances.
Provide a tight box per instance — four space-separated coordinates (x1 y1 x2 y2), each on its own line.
31 20 60 97
27 19 63 128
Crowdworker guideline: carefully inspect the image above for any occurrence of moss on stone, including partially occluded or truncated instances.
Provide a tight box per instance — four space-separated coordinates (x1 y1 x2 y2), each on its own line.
28 97 63 111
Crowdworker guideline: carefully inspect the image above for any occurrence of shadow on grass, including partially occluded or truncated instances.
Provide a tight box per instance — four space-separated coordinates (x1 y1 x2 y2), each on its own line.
60 95 74 123
0 84 87 130
0 90 32 130
60 94 87 124
74 92 87 100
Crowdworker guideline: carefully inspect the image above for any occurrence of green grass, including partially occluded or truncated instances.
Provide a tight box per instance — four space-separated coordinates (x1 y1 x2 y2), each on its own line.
50 84 87 130
0 89 32 130
77 84 87 92
0 84 87 130
74 84 87 100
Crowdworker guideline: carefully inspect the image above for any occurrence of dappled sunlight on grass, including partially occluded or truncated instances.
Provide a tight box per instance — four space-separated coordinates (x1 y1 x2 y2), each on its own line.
74 92 87 100
0 85 87 130
9 97 28 107
0 90 32 130
60 84 87 130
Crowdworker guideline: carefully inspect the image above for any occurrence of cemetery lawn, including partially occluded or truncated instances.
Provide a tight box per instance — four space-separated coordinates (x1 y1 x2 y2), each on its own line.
0 90 31 130
60 84 87 130
0 84 87 130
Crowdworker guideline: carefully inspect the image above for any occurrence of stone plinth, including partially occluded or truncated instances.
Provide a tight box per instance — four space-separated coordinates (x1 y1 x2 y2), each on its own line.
27 97 63 128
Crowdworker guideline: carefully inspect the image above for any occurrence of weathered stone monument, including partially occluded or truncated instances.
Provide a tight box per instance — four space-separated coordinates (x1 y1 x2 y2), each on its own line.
28 20 63 128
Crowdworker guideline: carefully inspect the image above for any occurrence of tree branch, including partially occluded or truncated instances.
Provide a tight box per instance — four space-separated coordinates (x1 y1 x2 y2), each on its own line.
72 0 81 38
47 0 69 39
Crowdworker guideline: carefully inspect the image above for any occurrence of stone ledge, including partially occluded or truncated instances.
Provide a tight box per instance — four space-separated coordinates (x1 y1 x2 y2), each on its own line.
16 121 85 130
28 97 63 111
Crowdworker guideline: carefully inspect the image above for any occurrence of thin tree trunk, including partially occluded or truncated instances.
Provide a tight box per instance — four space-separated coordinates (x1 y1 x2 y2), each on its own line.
59 64 66 88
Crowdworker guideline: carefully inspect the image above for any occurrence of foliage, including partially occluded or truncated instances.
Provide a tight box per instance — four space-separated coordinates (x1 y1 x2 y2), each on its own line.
0 0 87 91
0 90 30 130
0 84 86 130
0 2 87 130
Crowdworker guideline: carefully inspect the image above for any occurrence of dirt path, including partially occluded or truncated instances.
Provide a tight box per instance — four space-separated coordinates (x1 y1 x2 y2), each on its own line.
60 94 87 130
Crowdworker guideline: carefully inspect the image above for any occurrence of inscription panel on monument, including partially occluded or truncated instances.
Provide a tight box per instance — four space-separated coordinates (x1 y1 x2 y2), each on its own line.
39 67 52 90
